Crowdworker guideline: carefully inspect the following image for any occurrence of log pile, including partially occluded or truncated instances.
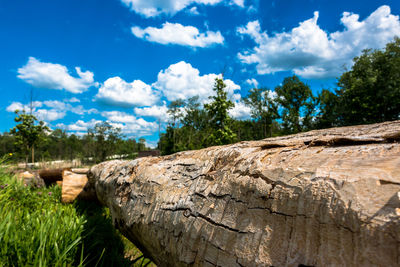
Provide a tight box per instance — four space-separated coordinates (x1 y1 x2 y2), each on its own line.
19 168 93 203
61 169 96 203
88 121 400 266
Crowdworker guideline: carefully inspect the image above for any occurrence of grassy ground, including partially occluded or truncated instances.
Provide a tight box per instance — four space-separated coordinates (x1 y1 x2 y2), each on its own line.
0 168 154 267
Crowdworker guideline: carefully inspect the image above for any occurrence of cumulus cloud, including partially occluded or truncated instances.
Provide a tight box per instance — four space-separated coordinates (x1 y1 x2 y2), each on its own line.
95 77 160 107
120 0 243 17
42 100 98 115
6 101 66 122
56 119 101 132
231 0 244 8
237 5 400 79
229 101 251 120
131 22 224 47
246 78 259 88
6 100 98 122
101 111 158 136
17 57 97 93
153 61 240 102
188 6 199 15
66 97 80 103
6 101 43 113
134 102 170 122
35 109 66 121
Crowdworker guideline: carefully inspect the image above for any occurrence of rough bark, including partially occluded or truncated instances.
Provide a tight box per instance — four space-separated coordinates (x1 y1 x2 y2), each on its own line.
88 121 400 267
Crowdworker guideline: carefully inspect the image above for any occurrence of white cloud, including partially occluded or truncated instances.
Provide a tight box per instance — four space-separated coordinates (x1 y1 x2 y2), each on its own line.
237 5 400 79
229 101 251 120
66 97 80 103
231 0 244 8
120 0 243 17
6 100 98 123
43 100 67 110
17 57 97 93
131 22 224 48
35 109 66 121
246 78 258 88
134 102 170 122
42 100 98 115
188 6 199 15
6 101 66 122
153 61 240 102
95 77 160 107
101 111 158 136
6 101 43 113
56 119 101 132
145 140 158 149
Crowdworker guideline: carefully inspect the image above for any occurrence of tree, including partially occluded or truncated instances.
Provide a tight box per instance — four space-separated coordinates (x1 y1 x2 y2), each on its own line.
275 75 316 134
315 89 340 129
138 138 146 152
10 110 48 165
337 37 400 125
88 122 122 163
0 132 16 159
243 88 279 138
204 78 236 145
181 96 210 148
167 99 185 151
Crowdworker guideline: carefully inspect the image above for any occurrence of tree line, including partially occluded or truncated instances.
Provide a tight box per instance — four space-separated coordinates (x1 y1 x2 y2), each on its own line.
1 37 399 161
0 119 149 165
159 37 400 155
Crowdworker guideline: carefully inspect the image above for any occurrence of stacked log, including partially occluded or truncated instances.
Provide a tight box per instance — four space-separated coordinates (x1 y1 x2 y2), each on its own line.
35 168 94 203
39 168 66 185
61 169 96 203
88 121 400 266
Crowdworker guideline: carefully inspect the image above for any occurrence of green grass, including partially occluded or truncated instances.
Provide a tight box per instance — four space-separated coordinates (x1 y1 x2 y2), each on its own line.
0 169 154 267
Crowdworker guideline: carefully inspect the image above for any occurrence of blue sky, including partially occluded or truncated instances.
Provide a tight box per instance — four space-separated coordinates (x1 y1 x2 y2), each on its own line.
1 0 399 147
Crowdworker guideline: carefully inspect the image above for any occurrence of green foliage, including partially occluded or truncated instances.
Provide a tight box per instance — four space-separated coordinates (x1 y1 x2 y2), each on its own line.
204 78 236 145
0 165 153 267
2 125 147 164
0 171 85 266
315 89 340 129
275 76 316 134
88 122 123 163
10 110 48 164
167 99 185 129
73 201 153 267
243 88 279 138
158 126 175 155
336 37 400 125
4 39 399 158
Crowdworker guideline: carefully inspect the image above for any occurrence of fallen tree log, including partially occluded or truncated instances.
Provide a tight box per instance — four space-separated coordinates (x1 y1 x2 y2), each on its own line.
88 121 400 267
39 168 69 185
16 171 45 187
61 170 96 203
71 168 89 174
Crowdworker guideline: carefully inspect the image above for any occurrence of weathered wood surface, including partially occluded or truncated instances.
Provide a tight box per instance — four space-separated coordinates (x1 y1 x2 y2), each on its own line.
89 121 400 267
61 170 96 203
71 168 89 174
39 168 68 184
16 171 45 187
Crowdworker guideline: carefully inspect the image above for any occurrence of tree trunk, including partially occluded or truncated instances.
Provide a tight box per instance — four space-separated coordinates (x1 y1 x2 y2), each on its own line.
31 145 34 164
25 145 29 168
89 121 400 267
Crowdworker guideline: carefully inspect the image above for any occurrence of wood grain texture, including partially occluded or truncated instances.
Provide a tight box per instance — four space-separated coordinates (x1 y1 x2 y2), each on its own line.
89 121 400 267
